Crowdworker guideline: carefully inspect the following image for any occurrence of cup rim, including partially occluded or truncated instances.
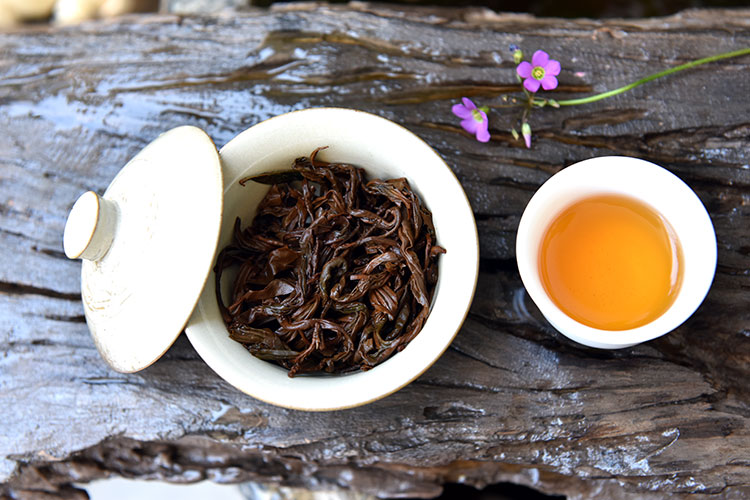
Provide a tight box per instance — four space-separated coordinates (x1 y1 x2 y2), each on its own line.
516 156 717 349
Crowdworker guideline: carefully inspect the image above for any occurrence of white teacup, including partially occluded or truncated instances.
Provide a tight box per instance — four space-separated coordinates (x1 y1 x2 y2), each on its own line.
516 156 717 349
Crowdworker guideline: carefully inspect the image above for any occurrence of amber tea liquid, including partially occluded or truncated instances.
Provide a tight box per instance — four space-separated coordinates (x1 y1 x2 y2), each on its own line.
539 194 683 331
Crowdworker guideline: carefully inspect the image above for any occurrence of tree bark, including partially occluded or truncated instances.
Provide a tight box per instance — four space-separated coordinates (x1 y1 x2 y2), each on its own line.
1 4 749 499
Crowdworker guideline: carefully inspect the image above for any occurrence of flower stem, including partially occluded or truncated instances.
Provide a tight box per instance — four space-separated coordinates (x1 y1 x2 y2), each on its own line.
556 47 750 107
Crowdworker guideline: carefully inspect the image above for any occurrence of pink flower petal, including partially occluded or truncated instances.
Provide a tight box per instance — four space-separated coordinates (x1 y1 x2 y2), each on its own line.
461 97 477 110
461 117 479 134
523 77 541 93
545 60 561 76
516 61 532 79
531 50 549 68
540 75 558 90
475 126 490 142
452 103 473 119
523 133 531 148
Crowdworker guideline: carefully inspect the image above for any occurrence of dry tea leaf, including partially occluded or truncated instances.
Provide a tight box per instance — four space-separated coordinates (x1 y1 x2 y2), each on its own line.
215 148 445 376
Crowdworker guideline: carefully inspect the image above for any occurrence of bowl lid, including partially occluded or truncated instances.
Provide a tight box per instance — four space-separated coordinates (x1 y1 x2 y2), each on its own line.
63 126 223 373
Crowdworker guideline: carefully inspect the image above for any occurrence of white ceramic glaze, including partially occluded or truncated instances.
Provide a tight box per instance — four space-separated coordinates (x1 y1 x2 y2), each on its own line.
516 156 716 349
64 191 117 261
185 108 479 411
65 126 223 373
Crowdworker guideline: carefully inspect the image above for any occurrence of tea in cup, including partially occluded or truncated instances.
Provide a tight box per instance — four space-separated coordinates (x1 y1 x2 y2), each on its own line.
516 156 716 349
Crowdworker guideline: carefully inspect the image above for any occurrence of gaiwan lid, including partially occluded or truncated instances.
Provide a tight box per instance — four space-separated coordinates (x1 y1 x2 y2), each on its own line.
63 126 223 373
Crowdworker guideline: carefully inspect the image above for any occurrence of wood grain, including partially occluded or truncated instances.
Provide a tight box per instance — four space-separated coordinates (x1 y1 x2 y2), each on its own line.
1 4 749 499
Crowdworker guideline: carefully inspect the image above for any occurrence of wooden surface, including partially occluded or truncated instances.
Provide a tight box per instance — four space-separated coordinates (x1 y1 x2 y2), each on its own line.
1 4 749 499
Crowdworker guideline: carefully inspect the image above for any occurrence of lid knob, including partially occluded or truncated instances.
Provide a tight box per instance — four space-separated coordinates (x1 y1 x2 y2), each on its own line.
63 191 118 261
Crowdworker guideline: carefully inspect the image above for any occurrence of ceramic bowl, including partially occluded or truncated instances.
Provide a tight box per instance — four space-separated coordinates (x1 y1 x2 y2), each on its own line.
185 108 479 411
516 156 716 349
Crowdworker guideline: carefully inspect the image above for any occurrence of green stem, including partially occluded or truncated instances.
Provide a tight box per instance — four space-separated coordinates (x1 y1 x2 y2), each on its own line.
556 47 750 107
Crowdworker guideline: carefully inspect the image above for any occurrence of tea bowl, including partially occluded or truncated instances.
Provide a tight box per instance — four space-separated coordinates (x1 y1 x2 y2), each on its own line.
185 108 479 411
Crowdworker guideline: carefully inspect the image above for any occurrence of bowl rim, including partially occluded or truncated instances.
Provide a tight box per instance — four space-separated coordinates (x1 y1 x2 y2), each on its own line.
185 107 479 410
516 156 717 349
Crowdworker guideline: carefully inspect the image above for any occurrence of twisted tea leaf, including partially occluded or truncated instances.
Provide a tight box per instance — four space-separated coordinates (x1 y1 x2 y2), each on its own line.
215 148 445 376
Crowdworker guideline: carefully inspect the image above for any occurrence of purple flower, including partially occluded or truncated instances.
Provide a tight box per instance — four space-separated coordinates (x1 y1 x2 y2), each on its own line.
452 97 490 142
517 50 561 93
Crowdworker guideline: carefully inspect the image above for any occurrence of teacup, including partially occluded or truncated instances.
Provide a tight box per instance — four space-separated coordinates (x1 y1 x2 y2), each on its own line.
516 156 716 349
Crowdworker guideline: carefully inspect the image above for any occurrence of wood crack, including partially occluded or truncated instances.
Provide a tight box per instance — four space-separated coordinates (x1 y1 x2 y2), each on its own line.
31 246 69 260
447 343 515 373
583 393 717 419
42 313 86 323
0 281 81 302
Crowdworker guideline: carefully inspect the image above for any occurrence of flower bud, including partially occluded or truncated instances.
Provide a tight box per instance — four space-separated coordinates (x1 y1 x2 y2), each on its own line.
510 44 524 65
522 122 532 149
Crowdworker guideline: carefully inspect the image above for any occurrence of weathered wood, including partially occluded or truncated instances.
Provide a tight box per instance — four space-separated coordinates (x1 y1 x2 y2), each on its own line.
1 4 749 499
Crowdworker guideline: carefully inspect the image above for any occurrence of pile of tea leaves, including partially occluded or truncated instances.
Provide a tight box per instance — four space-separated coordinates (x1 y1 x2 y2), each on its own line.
215 148 444 376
